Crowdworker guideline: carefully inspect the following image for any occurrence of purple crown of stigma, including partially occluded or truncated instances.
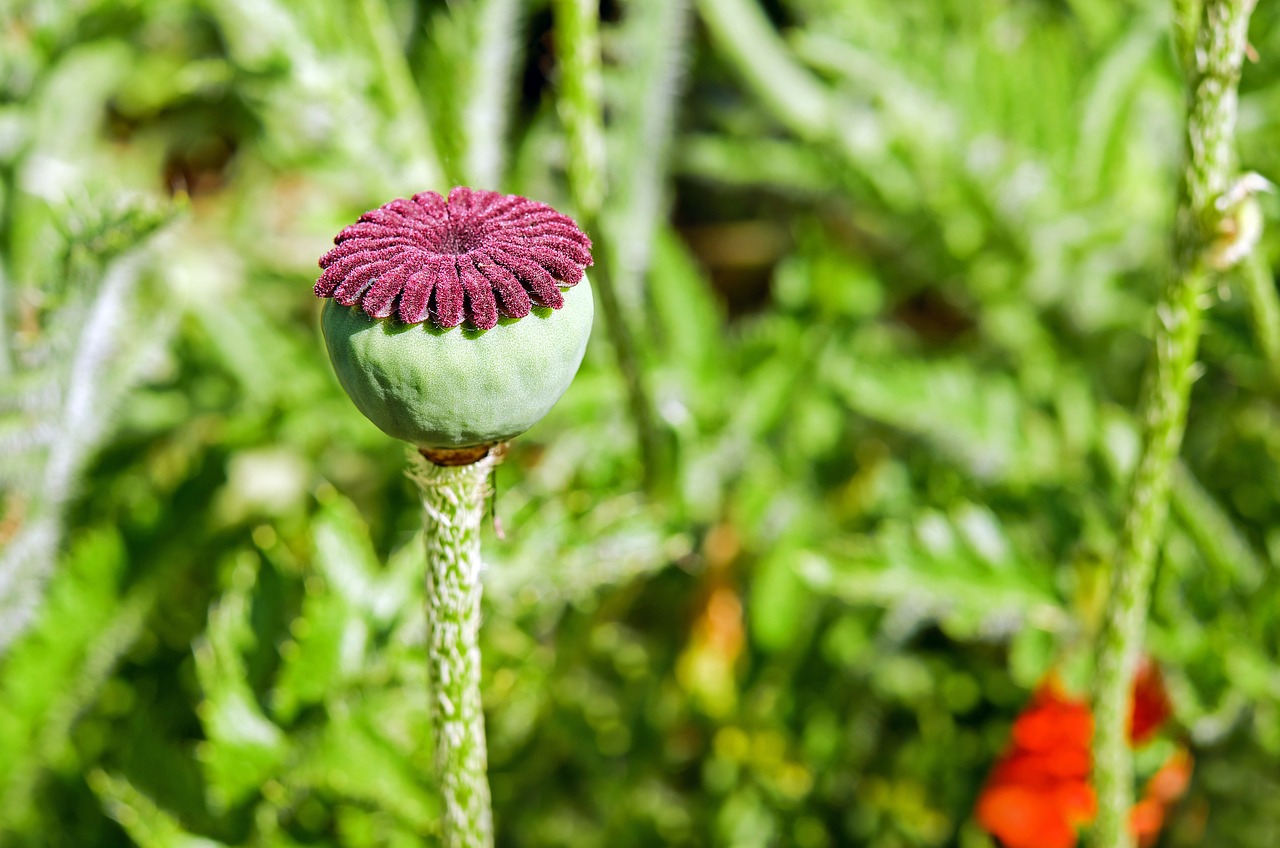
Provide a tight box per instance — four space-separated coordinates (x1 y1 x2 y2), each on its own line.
315 187 593 330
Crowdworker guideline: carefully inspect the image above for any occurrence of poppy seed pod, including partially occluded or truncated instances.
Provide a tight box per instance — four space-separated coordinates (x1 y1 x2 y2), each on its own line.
315 187 594 456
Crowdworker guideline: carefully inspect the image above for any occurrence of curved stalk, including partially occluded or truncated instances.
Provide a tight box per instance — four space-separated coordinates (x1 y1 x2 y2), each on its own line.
1091 2 1257 847
407 450 496 848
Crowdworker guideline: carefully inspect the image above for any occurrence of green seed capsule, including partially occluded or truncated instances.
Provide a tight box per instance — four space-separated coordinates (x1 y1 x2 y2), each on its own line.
314 188 596 457
322 278 594 449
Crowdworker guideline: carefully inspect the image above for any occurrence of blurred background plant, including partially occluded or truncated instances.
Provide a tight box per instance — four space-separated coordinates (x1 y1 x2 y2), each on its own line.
1 0 1279 846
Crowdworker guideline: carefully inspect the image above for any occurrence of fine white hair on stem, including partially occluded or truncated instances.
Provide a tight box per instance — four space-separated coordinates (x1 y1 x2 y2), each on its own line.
406 448 497 848
1091 3 1260 847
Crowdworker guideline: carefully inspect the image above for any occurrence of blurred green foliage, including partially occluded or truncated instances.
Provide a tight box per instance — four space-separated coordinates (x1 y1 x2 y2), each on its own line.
2 0 1280 846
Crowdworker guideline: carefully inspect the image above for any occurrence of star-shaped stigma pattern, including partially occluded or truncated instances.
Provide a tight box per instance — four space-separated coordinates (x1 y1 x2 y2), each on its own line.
315 187 593 330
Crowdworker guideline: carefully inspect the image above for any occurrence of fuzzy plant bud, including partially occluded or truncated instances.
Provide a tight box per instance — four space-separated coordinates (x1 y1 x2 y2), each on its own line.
316 187 594 458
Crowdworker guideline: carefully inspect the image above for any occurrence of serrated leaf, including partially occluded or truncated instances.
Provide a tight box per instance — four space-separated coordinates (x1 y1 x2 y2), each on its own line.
799 507 1069 638
486 493 688 619
271 589 368 723
288 714 438 833
274 494 422 720
193 554 287 811
90 770 228 848
0 527 132 827
311 495 413 626
821 349 1071 485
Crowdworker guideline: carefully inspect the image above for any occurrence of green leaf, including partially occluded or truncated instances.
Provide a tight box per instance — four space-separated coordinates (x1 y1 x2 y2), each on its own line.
90 770 229 848
800 506 1069 638
289 713 438 833
749 541 815 653
193 553 287 811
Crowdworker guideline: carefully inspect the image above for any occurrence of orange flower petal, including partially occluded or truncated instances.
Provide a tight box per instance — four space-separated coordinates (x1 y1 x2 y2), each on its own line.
1054 780 1098 824
992 748 1090 785
1014 685 1093 752
1130 799 1165 847
977 784 1080 848
1145 749 1193 806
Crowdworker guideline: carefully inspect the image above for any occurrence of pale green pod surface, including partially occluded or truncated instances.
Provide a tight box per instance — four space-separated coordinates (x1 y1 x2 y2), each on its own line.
322 278 594 449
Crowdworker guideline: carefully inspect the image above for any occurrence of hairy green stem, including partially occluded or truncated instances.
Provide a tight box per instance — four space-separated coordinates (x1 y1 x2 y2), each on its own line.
407 452 496 848
1091 2 1256 847
1172 0 1205 72
553 0 665 492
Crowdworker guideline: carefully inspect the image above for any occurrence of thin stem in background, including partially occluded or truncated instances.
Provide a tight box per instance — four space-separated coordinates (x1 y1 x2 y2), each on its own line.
358 0 444 188
1091 3 1257 847
1172 0 1205 72
696 0 830 137
1170 460 1264 591
1239 249 1280 382
553 0 665 493
551 0 605 215
407 451 497 848
462 0 523 189
606 0 691 318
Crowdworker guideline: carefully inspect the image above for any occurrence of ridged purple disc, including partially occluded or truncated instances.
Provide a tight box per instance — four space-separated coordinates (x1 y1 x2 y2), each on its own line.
315 187 593 330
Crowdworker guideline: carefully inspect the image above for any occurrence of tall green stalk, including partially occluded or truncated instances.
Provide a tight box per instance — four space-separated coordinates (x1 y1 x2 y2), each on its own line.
407 451 497 848
553 0 664 492
358 0 443 186
1091 3 1257 847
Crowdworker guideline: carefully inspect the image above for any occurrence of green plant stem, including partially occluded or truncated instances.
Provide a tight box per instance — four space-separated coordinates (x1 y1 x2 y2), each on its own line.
1171 460 1264 591
1172 0 1205 71
358 0 443 187
462 0 523 188
607 0 690 318
696 0 830 136
1091 3 1256 847
1240 250 1280 382
553 0 664 492
408 451 496 848
552 0 605 215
